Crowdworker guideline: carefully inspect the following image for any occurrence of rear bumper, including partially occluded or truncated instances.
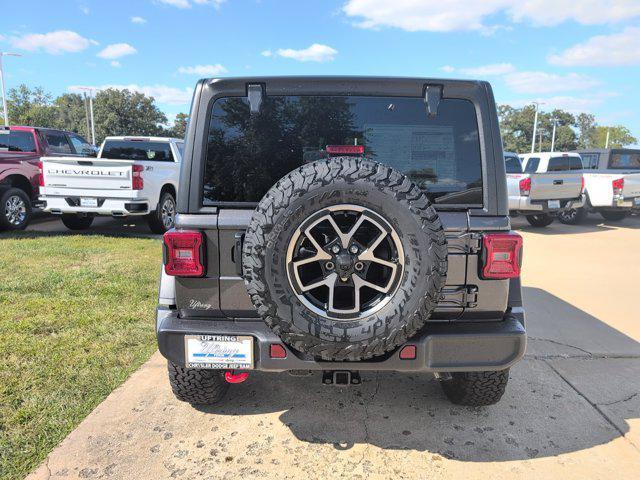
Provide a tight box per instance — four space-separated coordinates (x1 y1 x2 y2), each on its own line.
39 195 150 216
510 194 584 214
156 307 526 373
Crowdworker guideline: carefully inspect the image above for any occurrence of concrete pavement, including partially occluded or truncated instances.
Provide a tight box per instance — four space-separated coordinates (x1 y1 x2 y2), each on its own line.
27 214 640 479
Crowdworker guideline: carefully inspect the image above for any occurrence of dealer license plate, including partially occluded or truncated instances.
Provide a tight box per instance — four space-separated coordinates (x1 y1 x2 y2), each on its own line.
185 335 254 369
548 200 561 209
634 197 640 206
80 197 98 207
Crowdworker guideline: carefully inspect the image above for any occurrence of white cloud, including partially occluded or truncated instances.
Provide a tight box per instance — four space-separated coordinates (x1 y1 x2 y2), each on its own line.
549 27 640 66
445 63 516 76
507 93 619 113
69 84 193 105
342 0 640 32
178 64 228 75
157 0 226 8
131 16 147 24
276 44 338 62
504 71 600 94
110 61 121 68
10 30 95 54
97 43 137 59
261 50 273 57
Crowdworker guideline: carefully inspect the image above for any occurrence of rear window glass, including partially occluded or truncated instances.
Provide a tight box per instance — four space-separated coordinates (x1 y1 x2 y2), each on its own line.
504 155 522 174
523 158 539 173
45 132 73 154
0 130 36 152
581 153 600 169
609 150 640 169
101 140 174 161
203 96 483 206
548 156 583 172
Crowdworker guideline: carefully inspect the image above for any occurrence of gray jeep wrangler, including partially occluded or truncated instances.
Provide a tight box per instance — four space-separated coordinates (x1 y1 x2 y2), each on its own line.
157 76 526 407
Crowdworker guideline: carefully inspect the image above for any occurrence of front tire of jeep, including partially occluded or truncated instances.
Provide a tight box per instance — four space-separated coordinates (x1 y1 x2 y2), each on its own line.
440 369 510 406
525 213 554 228
167 362 229 405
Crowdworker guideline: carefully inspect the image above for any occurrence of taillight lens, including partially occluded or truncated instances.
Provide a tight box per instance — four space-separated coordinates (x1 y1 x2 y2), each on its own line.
326 145 364 155
481 233 523 279
612 178 624 196
132 164 144 190
519 177 531 196
163 230 205 277
581 176 585 193
37 161 44 187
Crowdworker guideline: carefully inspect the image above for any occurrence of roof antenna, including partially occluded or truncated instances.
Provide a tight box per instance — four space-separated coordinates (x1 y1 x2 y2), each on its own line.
424 84 442 118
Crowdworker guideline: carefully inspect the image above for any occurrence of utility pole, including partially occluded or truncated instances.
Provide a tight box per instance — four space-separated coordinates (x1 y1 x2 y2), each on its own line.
551 119 557 152
530 102 544 153
0 52 23 126
539 128 543 152
83 93 91 140
605 128 610 149
77 87 97 145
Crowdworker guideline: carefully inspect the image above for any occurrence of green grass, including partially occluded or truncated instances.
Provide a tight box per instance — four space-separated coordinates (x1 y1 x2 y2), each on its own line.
0 232 161 480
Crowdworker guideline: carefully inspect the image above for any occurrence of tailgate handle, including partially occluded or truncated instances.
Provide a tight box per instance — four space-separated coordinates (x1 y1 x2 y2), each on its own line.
553 179 563 185
233 232 244 277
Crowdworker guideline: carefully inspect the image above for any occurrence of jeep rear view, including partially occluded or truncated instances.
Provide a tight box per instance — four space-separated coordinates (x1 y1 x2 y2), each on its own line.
157 77 526 407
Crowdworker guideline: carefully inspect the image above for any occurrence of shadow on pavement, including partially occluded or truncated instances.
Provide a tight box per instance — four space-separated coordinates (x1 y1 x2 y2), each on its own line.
194 288 639 461
511 214 640 235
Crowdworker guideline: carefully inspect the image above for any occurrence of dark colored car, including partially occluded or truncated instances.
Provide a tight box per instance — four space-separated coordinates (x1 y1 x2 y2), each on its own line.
157 77 526 407
0 126 94 230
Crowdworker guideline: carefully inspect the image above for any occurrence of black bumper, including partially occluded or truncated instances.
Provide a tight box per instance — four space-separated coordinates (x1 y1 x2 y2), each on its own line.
156 307 526 372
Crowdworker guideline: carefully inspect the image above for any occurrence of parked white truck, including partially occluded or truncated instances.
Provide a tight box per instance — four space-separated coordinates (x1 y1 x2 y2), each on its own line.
505 151 584 227
39 136 183 232
558 148 640 224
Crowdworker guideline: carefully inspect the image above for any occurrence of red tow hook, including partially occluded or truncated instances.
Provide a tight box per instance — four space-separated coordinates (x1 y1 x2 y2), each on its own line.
224 371 249 384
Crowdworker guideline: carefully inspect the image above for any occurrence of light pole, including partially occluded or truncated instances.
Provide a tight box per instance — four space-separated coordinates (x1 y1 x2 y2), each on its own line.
551 119 557 152
76 87 97 145
0 52 22 126
530 101 544 153
605 128 610 149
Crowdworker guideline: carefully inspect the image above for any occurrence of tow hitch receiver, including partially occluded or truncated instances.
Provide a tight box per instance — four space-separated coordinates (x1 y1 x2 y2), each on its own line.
322 370 361 386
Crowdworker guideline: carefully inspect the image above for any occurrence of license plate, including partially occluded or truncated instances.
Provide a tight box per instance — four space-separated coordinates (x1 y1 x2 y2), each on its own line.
185 335 253 369
80 197 98 207
635 197 640 206
548 200 561 209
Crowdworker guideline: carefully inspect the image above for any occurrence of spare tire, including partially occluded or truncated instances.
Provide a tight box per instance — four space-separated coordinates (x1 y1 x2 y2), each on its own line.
242 158 447 361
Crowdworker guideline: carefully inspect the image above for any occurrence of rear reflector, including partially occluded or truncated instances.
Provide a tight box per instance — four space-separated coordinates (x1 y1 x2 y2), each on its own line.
399 345 417 360
37 161 44 187
519 177 531 196
163 230 205 277
132 164 144 190
481 233 523 279
269 344 287 359
326 145 364 155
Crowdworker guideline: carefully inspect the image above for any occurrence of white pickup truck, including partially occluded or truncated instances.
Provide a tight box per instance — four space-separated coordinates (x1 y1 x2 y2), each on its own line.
505 151 585 227
39 136 183 232
558 148 640 224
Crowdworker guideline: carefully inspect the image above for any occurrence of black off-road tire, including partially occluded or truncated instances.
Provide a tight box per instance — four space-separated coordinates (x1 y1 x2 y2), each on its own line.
600 210 627 222
525 213 554 228
242 158 448 361
440 370 510 406
167 362 229 405
148 191 176 234
61 214 94 230
0 187 32 231
557 208 587 225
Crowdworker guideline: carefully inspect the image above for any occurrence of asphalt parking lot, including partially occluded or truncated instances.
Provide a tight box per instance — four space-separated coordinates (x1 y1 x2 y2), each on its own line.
27 214 640 479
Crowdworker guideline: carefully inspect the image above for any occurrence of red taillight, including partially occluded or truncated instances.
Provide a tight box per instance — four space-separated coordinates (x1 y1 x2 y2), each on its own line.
37 161 44 187
581 176 585 193
481 233 523 279
269 344 287 359
326 145 364 155
399 345 417 360
612 178 624 195
163 230 205 277
132 164 144 190
519 177 531 196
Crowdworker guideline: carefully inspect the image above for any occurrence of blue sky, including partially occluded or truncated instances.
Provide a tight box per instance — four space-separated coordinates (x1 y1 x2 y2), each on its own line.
1 0 639 145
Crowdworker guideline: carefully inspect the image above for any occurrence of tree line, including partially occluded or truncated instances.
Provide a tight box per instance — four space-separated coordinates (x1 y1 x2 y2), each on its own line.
2 84 636 152
3 84 188 144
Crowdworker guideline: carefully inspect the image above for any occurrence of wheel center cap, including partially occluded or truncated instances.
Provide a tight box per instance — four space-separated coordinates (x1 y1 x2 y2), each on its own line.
336 252 354 272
